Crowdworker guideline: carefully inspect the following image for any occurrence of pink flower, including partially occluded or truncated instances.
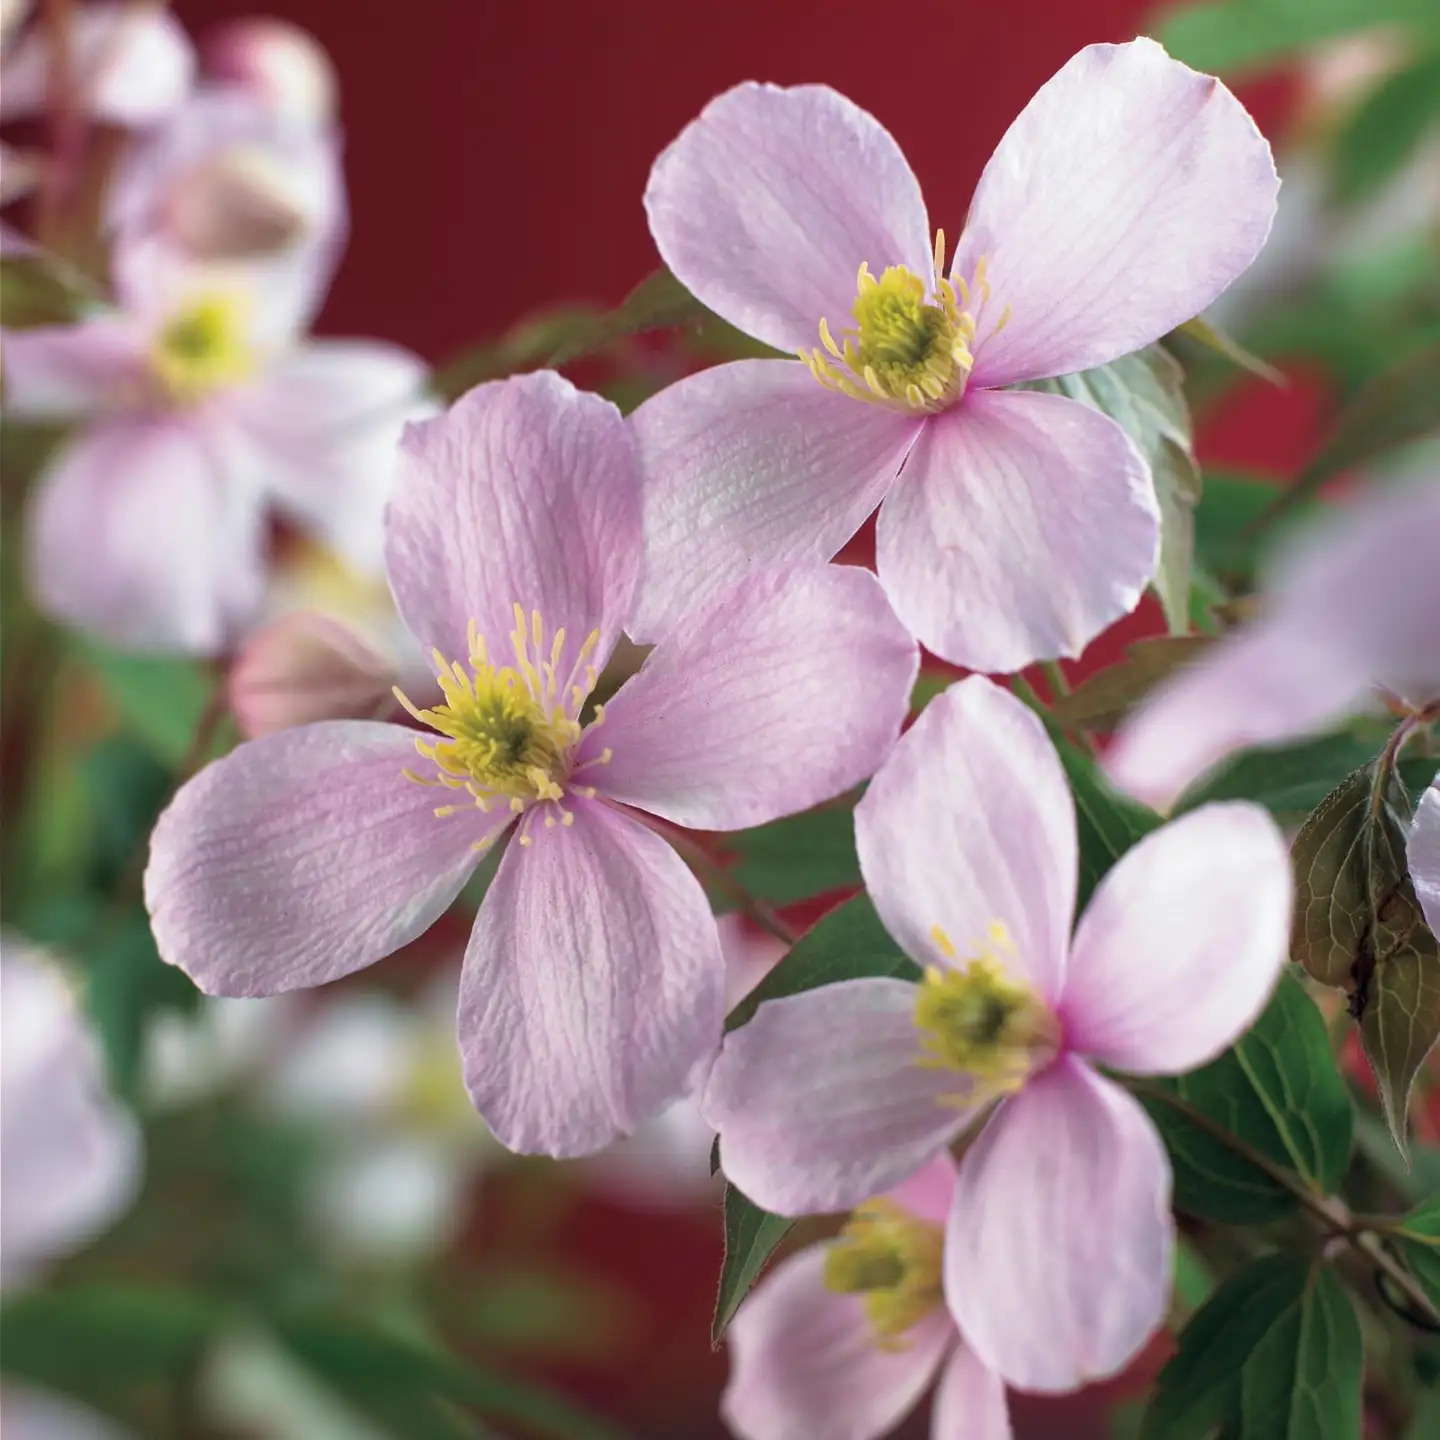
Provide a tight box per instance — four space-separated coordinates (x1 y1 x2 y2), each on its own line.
201 18 337 126
144 371 919 1158
629 39 1277 671
704 677 1292 1390
1108 478 1440 811
1411 780 1440 941
3 227 428 653
724 1153 1010 1440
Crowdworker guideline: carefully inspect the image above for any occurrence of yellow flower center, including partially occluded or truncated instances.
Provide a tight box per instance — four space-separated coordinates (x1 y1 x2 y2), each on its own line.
915 921 1058 1092
150 293 256 403
394 604 611 848
823 1197 944 1344
801 231 1003 414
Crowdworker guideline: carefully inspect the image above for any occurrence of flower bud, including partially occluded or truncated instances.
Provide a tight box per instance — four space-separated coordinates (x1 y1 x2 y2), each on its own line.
202 19 337 126
161 144 317 261
229 611 395 739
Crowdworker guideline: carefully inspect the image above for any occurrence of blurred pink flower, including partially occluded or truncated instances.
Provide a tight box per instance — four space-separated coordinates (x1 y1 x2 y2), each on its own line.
0 1 193 127
1108 479 1440 811
202 18 337 126
1 940 140 1289
145 371 918 1158
3 225 429 653
724 1153 1010 1440
629 38 1277 672
705 677 1292 1391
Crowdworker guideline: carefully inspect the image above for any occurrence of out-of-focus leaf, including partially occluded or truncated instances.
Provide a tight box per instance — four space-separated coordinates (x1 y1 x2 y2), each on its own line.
76 639 216 768
1158 0 1440 77
1143 1256 1361 1440
725 802 861 906
1025 345 1200 632
1193 471 1288 585
1333 49 1440 205
723 891 916 1035
1174 315 1284 383
1140 972 1353 1222
1353 1109 1440 1204
429 305 600 401
1398 1195 1440 1310
548 267 709 366
270 1308 625 1440
1289 760 1440 1155
0 253 100 327
1049 636 1213 731
712 1187 795 1345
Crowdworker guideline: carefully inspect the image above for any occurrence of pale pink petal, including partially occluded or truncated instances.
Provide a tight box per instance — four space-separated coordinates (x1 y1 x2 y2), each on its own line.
234 339 432 574
1062 803 1292 1073
1105 624 1369 812
855 677 1075 1002
144 722 502 997
386 371 640 674
1 2 194 126
954 38 1277 388
885 1150 959 1228
458 800 725 1158
931 1345 1013 1440
875 389 1158 673
627 359 920 643
1 319 149 418
703 979 980 1216
203 19 338 126
723 1243 952 1440
590 563 916 830
26 416 267 654
944 1058 1172 1392
645 81 932 354
1 1385 133 1440
1410 781 1440 942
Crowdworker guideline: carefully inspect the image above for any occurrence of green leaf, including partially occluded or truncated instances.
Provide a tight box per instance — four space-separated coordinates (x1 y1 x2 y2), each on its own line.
548 267 710 366
1140 972 1353 1222
1289 761 1440 1155
1174 315 1284 383
723 891 918 1035
76 639 216 768
725 802 861 906
0 253 101 327
1143 1257 1362 1440
712 1187 796 1345
1193 471 1287 585
1333 49 1440 206
270 1307 625 1440
1049 635 1213 731
1398 1196 1440 1310
1024 346 1200 633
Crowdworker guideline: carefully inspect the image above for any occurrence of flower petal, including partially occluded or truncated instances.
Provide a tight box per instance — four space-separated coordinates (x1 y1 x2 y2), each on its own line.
886 1149 960 1228
234 339 432 574
875 389 1158 673
944 1057 1172 1392
954 38 1278 388
145 722 499 996
1 319 149 418
26 416 267 654
855 677 1075 1002
458 800 725 1158
723 1243 952 1440
1062 803 1292 1074
645 82 932 354
591 563 916 830
703 979 979 1216
1410 781 1440 942
386 371 640 673
931 1344 1013 1440
627 359 919 644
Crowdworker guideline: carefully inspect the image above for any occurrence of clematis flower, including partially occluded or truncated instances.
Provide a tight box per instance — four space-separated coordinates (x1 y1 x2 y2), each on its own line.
704 677 1291 1390
2 229 429 653
1108 477 1440 811
145 371 918 1157
1412 780 1440 941
724 1152 1009 1440
202 18 338 126
629 38 1278 671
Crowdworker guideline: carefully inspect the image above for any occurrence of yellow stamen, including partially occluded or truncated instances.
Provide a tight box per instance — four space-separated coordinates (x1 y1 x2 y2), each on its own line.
823 1198 944 1345
150 292 256 403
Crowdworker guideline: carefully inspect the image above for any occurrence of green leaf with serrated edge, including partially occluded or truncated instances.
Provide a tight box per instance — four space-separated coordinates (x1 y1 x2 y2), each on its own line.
1139 972 1353 1222
1174 315 1284 383
1024 346 1200 633
548 267 709 366
1398 1196 1440 1309
1238 1264 1363 1440
1141 1254 1311 1440
1333 50 1440 206
722 891 918 1036
712 1187 795 1345
725 801 861 906
1049 635 1213 731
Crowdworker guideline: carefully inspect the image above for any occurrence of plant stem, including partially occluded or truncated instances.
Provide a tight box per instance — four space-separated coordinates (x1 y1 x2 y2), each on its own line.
1041 660 1071 698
